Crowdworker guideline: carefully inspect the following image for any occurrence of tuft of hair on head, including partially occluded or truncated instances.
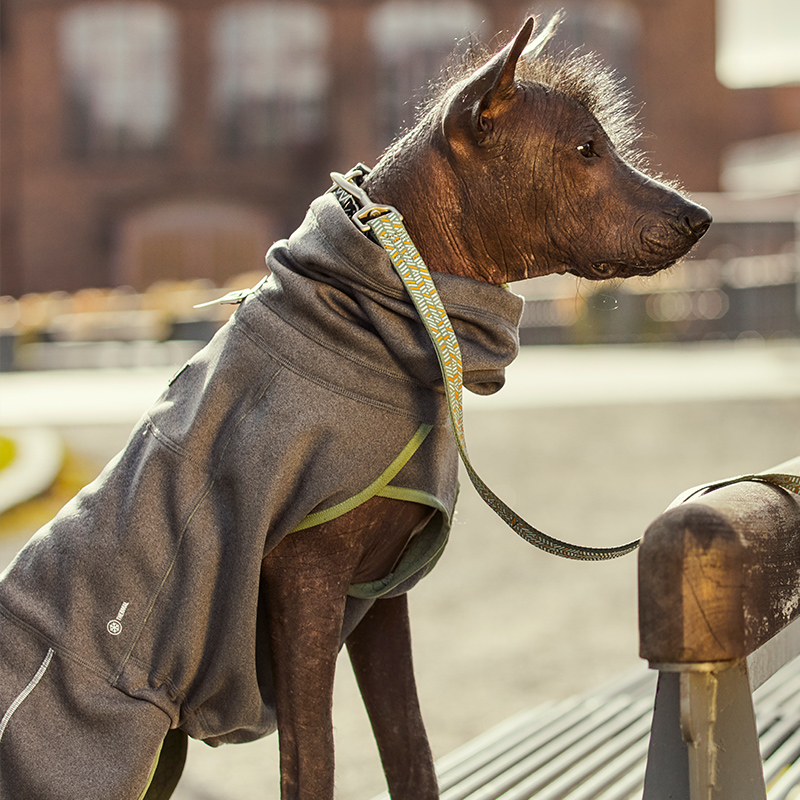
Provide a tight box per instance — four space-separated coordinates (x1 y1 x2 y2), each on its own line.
412 13 649 173
515 13 646 169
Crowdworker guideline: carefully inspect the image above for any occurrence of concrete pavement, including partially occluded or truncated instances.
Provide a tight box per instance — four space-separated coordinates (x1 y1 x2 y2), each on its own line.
1 340 799 798
2 340 800 427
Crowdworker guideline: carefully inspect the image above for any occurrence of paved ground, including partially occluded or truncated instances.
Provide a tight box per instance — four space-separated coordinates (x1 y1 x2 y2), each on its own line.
1 340 799 799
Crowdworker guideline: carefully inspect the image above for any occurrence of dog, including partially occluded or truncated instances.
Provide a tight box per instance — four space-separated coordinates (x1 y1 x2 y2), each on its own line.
0 17 710 800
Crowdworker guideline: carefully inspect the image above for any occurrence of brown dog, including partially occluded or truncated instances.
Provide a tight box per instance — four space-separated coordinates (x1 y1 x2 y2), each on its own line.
0 18 709 800
266 19 709 799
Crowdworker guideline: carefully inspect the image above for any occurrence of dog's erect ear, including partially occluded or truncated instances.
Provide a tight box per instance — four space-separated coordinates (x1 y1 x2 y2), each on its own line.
443 17 534 147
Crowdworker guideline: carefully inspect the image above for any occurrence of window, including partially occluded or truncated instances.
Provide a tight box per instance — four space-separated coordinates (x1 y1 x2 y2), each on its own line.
61 2 177 157
212 2 329 156
116 201 275 289
369 1 486 145
716 0 800 88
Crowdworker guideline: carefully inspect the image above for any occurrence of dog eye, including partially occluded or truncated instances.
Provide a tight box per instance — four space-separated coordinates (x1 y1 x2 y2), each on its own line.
577 142 597 159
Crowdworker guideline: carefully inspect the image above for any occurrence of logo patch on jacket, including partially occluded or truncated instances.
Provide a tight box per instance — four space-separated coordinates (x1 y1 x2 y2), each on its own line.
107 601 129 636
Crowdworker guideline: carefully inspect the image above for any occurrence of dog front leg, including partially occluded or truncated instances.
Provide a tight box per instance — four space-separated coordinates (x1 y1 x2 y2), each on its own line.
347 593 438 799
261 548 348 800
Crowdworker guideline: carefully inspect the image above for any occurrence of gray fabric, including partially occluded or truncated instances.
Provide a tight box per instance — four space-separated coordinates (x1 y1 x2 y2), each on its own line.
0 619 170 799
0 192 522 798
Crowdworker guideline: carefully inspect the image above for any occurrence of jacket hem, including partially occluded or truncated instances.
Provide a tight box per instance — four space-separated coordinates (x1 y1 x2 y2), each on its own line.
291 423 433 531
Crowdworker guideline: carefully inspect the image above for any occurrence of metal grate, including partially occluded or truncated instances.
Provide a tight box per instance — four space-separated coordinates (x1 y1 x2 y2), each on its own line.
369 660 800 800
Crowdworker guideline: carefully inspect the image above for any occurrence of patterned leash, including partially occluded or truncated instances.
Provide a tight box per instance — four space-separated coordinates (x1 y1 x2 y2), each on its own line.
329 166 800 561
330 168 641 560
668 471 800 509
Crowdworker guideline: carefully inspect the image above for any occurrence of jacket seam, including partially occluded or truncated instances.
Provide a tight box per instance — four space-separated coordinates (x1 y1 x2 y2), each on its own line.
140 418 188 459
126 655 186 705
0 646 54 743
0 600 116 685
235 318 443 423
243 297 422 386
111 367 284 685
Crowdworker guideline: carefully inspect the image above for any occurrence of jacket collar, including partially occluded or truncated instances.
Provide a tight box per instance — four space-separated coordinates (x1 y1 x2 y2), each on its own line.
272 192 524 396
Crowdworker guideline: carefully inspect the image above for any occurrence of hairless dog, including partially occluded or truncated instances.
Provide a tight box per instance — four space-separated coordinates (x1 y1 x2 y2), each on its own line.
0 17 709 800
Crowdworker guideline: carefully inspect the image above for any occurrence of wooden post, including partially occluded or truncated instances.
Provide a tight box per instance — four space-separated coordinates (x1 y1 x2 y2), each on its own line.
639 456 800 800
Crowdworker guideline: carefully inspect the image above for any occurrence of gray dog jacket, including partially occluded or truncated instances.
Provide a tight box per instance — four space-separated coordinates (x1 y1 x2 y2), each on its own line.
0 193 523 799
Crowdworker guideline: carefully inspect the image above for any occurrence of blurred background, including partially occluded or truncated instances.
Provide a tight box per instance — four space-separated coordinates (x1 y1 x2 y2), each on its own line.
1 0 799 358
1 1 799 798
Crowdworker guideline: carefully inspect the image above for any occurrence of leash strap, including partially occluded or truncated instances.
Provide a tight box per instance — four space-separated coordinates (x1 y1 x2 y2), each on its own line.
330 167 800 557
669 471 800 509
330 167 642 561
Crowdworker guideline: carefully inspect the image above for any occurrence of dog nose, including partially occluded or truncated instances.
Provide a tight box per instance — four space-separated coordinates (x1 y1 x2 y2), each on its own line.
682 204 712 239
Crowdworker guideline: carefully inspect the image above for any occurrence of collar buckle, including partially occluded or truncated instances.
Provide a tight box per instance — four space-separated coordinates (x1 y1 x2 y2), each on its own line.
329 167 404 232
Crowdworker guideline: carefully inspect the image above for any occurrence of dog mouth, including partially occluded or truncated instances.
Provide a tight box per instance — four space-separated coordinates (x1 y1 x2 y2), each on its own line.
576 260 676 281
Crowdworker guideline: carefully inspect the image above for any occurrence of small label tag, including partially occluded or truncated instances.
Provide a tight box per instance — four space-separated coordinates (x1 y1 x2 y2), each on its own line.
193 289 252 309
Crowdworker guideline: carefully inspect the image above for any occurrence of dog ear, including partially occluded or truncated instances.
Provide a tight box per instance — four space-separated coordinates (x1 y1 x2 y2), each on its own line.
443 17 534 147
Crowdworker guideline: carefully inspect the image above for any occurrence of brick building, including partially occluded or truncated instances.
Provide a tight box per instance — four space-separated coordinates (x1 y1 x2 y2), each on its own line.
1 0 799 296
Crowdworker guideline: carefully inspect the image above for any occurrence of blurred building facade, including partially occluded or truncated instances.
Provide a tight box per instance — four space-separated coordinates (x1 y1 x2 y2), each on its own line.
1 0 799 297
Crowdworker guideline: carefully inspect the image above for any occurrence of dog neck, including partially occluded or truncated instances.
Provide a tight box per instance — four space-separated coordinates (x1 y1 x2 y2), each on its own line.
361 136 512 285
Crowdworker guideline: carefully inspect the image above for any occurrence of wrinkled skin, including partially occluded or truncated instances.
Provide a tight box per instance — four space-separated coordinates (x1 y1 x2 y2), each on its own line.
265 18 710 800
364 21 710 285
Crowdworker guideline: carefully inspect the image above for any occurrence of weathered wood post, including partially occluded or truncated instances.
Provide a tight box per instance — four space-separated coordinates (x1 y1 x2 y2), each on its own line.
638 456 800 800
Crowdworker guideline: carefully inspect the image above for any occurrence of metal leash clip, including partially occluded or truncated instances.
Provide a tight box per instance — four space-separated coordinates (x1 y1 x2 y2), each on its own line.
329 167 404 232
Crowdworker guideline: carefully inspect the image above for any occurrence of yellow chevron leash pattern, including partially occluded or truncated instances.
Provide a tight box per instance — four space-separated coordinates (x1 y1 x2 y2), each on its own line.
330 169 800 561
